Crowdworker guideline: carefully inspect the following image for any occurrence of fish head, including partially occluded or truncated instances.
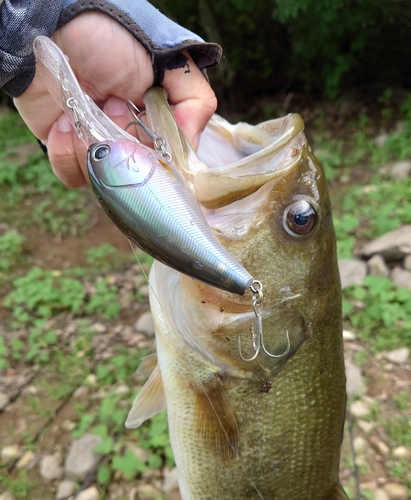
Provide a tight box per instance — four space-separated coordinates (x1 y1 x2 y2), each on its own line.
154 112 340 378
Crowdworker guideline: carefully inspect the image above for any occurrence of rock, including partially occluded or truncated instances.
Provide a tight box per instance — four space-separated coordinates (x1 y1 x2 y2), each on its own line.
64 433 103 481
125 443 150 463
390 268 411 291
389 160 411 180
350 400 370 418
384 348 410 364
343 329 357 341
85 374 98 387
75 487 99 500
16 450 35 469
138 284 150 298
367 254 390 277
162 467 179 493
404 255 411 271
345 360 365 396
0 392 9 410
374 133 388 148
353 436 369 454
0 492 15 500
1 444 21 462
370 437 390 456
135 484 160 500
360 225 411 260
375 489 390 500
383 482 408 500
338 259 367 289
135 311 154 337
114 384 129 395
358 419 375 434
40 452 63 481
56 479 76 499
393 446 411 459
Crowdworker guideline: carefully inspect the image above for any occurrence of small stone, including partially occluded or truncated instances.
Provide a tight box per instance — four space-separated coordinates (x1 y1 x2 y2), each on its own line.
389 160 411 180
0 392 10 410
16 450 35 469
368 254 390 278
353 436 369 454
40 452 63 481
162 467 179 493
383 482 408 500
375 489 390 500
384 348 410 364
73 386 88 398
56 479 76 500
360 225 411 260
135 484 160 500
61 420 76 432
125 443 150 463
75 486 99 500
85 374 98 387
65 433 103 481
345 360 365 396
371 438 390 456
338 259 367 289
114 384 129 395
393 446 411 459
93 322 107 333
374 133 388 148
135 311 154 337
0 492 15 500
350 400 370 418
404 255 411 271
358 419 375 434
1 444 21 462
343 329 357 341
390 268 411 291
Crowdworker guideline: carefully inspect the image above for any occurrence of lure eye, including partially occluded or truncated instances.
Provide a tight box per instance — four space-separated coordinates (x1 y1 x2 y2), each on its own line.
283 200 317 237
93 144 110 161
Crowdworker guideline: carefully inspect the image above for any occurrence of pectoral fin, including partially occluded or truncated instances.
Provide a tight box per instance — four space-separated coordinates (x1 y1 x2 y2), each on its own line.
125 365 166 429
136 353 158 377
194 375 239 462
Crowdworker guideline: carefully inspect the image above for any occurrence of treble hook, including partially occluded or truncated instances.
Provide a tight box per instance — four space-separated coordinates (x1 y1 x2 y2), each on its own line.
125 100 172 162
238 280 291 362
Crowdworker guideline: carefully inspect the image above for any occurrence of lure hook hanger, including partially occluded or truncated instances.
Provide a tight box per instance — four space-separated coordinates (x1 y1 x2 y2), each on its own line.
238 280 291 363
125 100 172 162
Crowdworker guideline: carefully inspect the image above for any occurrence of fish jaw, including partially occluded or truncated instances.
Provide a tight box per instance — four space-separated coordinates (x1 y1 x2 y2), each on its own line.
148 120 346 498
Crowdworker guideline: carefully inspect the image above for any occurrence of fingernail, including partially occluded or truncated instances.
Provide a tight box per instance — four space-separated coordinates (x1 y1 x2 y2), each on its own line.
105 97 129 117
57 114 72 133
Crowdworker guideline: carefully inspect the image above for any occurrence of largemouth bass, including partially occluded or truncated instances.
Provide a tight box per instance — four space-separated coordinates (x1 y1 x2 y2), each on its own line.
127 89 348 499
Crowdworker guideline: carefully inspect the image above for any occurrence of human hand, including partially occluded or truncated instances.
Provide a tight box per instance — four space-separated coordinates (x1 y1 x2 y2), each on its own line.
14 12 217 187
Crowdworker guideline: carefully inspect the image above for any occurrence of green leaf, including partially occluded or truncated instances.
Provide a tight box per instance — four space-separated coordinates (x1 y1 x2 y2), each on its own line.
112 449 147 478
97 464 111 485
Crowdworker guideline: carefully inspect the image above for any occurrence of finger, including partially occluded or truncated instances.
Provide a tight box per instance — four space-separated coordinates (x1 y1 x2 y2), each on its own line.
47 114 88 188
162 51 217 150
14 73 61 141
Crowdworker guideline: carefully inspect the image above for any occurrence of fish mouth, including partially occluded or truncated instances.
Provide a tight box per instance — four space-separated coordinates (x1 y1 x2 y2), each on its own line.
194 114 307 209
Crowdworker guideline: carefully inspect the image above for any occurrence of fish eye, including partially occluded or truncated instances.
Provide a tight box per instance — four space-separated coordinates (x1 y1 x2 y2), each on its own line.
283 200 317 237
93 144 110 161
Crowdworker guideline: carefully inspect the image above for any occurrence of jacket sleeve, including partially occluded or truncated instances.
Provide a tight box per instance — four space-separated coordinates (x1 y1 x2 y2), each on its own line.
0 0 222 98
0 0 63 97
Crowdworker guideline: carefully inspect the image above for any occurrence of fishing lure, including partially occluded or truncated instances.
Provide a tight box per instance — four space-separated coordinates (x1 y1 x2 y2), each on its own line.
32 36 253 295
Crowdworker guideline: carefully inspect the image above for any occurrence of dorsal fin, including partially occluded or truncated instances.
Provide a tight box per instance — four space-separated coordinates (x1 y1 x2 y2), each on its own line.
125 365 166 429
193 375 239 463
136 353 158 377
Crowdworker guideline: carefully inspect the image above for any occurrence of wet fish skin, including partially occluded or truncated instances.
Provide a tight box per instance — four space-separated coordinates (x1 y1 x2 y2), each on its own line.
128 89 348 499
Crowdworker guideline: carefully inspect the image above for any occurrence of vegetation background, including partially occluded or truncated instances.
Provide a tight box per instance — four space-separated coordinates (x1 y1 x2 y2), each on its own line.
1 1 411 499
